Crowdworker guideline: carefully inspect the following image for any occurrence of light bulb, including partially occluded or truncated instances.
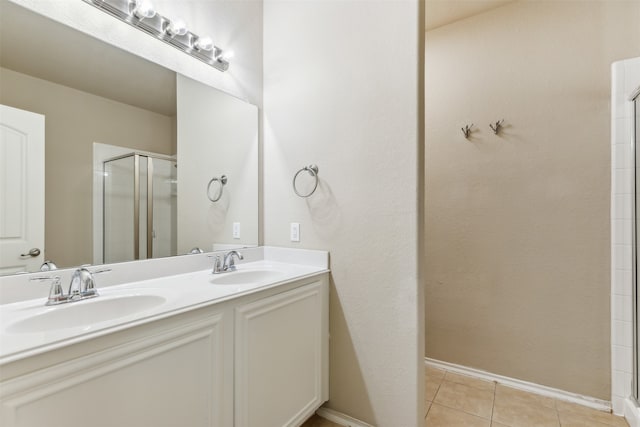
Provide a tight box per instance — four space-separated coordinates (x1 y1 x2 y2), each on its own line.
194 36 213 51
166 19 187 36
221 50 234 61
132 0 156 19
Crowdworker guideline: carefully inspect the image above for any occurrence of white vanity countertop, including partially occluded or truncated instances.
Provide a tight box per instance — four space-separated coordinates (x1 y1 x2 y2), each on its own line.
0 248 329 365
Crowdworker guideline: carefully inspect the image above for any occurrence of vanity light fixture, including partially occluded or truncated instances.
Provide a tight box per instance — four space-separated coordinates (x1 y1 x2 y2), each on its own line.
194 36 214 52
82 0 231 72
132 0 155 19
165 19 188 37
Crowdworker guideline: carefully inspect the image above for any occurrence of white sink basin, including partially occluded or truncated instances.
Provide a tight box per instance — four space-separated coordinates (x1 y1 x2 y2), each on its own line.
6 294 166 334
209 269 285 285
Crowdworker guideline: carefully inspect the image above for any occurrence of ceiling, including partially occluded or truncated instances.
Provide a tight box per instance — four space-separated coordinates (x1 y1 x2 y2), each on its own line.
0 1 176 116
425 0 516 31
0 0 514 108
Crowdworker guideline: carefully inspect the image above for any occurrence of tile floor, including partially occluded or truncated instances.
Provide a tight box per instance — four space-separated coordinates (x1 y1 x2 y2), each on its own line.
425 366 629 427
301 366 630 427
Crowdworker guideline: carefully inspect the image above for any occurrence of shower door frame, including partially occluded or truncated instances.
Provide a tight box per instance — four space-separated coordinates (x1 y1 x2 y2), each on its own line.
632 89 639 403
102 152 176 262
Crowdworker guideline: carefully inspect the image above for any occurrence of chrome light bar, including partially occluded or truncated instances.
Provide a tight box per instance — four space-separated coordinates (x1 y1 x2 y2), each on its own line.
81 0 231 72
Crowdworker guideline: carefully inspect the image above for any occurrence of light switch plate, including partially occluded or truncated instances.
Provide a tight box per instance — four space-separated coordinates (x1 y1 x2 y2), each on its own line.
233 222 240 239
290 222 300 242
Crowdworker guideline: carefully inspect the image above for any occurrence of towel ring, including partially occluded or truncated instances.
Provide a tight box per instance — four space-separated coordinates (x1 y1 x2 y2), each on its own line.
207 175 227 202
293 165 319 198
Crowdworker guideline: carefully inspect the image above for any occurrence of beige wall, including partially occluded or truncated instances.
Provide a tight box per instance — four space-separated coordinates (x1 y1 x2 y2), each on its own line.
425 1 640 399
264 1 423 425
0 67 175 268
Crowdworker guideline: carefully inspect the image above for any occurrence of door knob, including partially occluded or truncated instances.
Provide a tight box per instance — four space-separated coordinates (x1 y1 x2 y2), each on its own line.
20 248 41 257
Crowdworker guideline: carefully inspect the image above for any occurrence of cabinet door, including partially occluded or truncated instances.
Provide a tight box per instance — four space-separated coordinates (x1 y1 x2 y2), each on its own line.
0 313 230 427
235 280 328 427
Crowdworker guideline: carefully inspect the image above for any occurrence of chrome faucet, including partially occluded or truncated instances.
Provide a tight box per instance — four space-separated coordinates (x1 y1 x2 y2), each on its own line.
223 250 243 271
68 267 104 299
31 267 110 306
211 250 244 274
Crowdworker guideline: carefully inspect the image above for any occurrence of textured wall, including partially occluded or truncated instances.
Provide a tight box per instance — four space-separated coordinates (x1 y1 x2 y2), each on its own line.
263 1 423 425
425 0 640 399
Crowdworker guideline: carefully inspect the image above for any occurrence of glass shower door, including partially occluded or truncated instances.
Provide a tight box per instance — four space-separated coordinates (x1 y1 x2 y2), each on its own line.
103 153 177 264
103 155 135 264
150 158 177 258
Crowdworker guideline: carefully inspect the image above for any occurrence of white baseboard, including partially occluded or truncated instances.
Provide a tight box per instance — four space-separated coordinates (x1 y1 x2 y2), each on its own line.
315 408 373 427
625 397 640 427
425 358 612 413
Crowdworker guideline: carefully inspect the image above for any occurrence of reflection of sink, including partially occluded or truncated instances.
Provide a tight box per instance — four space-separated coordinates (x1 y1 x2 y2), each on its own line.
209 270 285 285
7 294 166 334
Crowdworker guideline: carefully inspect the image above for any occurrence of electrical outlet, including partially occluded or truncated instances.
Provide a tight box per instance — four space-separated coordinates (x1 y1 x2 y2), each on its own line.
233 222 240 239
290 222 300 242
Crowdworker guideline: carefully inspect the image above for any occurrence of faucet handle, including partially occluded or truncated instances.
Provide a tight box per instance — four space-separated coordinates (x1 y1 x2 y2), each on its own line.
82 268 110 297
30 276 65 305
208 255 222 274
47 277 65 305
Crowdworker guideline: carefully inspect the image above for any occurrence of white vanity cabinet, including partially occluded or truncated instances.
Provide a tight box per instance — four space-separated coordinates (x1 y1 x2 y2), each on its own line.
235 279 329 427
0 273 329 427
0 307 234 427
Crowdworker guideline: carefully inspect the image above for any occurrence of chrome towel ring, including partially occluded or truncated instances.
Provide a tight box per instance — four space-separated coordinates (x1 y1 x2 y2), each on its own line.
207 175 227 202
293 164 319 198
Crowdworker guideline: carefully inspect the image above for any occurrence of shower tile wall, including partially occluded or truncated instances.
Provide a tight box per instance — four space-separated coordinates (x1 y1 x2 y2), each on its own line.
611 57 640 415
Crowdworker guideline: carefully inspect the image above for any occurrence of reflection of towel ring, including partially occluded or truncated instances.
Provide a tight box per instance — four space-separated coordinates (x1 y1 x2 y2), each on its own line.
207 175 227 202
293 165 319 198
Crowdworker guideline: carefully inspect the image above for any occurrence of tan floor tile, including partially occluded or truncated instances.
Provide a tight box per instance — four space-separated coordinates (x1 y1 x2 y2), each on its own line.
426 403 490 427
445 372 496 392
558 415 621 427
556 401 629 427
491 423 510 427
300 414 342 427
495 384 556 409
434 380 494 419
426 376 442 401
426 366 446 380
493 390 559 427
425 401 432 418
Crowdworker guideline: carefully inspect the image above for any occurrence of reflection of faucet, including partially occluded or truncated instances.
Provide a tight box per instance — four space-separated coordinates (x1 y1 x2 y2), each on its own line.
40 260 58 271
31 267 110 306
212 251 244 274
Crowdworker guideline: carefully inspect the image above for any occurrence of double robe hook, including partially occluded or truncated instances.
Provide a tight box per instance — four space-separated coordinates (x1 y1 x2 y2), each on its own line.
461 120 505 139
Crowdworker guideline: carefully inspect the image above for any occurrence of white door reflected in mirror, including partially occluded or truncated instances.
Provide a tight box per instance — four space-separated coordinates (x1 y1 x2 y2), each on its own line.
0 105 45 274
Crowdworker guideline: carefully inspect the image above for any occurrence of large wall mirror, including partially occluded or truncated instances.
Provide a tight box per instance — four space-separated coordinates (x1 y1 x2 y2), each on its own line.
0 1 258 275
